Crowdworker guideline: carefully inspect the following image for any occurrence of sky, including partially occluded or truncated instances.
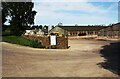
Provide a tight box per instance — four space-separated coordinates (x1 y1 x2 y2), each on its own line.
4 0 119 26
32 0 119 26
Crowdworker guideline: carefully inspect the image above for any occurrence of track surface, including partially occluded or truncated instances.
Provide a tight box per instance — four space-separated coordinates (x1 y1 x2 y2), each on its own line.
2 39 118 77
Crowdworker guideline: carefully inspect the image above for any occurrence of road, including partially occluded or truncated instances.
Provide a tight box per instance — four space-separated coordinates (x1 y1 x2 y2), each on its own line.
2 39 118 77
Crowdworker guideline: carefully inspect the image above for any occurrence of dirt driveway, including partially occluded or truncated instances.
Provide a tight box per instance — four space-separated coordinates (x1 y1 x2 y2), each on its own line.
2 39 118 77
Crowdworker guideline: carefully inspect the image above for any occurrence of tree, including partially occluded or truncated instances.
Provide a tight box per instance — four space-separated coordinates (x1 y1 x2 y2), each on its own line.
43 25 48 29
75 24 78 26
2 2 8 25
39 25 43 29
52 25 54 29
2 2 37 36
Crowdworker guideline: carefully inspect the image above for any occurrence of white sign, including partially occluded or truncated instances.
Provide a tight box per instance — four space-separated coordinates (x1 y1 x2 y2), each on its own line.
50 36 56 45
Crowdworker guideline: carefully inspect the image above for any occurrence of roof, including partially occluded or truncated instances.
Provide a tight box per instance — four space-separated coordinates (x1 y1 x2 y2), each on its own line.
109 22 120 26
42 29 48 33
58 26 107 31
102 23 120 31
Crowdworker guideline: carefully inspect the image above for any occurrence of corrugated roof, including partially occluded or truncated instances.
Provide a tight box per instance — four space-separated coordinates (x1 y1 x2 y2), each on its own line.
58 26 106 31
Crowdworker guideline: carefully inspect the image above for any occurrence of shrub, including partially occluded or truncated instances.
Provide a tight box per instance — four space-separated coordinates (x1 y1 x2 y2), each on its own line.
2 36 45 48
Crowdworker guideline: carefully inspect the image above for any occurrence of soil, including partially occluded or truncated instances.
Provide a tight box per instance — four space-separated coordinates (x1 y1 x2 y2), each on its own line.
2 39 119 77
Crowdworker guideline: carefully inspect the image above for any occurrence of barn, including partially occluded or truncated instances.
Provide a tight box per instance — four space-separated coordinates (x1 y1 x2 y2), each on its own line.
49 26 106 36
99 23 120 39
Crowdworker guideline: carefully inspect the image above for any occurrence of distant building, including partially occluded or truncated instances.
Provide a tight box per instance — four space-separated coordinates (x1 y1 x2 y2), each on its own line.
99 23 120 39
24 29 44 36
24 23 120 39
43 25 48 35
24 30 34 35
24 25 48 36
49 26 106 36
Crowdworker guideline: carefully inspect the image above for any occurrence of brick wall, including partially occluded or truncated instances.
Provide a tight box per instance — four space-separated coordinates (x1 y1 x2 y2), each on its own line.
56 36 68 49
22 35 68 49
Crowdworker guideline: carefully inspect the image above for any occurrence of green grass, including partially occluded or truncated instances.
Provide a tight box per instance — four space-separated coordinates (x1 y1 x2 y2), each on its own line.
2 36 45 48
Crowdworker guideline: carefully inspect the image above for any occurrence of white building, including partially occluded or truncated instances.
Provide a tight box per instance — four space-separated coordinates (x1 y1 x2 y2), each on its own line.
24 29 44 36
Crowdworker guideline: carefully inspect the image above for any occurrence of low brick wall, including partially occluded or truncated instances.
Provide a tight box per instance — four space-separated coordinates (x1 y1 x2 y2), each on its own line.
56 36 68 49
22 35 68 49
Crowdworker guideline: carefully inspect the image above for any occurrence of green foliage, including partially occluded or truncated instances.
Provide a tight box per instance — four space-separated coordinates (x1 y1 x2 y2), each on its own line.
2 31 13 36
2 36 45 48
2 2 37 36
2 2 8 25
51 45 56 49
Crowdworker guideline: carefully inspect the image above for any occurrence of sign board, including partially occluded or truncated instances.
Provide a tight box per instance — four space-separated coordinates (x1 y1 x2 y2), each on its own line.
50 36 56 45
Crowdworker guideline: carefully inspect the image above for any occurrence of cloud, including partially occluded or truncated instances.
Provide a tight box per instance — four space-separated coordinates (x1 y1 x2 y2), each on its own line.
32 0 119 2
33 2 107 14
33 1 118 25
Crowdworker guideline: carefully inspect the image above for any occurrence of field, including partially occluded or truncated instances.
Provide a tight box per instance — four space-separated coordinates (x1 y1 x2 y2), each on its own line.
2 38 119 77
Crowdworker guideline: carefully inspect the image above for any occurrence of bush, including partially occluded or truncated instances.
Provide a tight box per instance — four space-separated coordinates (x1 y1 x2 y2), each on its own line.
2 31 14 36
2 25 25 36
2 36 45 48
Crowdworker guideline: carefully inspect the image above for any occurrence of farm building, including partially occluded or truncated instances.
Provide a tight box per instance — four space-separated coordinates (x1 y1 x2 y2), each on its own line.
24 29 44 36
98 23 120 39
49 26 106 36
24 25 48 36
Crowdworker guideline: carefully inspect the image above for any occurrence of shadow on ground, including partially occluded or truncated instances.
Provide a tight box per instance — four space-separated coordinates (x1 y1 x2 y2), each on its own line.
97 41 120 75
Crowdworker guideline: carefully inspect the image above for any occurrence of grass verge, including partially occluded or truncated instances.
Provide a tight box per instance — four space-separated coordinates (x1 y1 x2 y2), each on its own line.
2 36 45 48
